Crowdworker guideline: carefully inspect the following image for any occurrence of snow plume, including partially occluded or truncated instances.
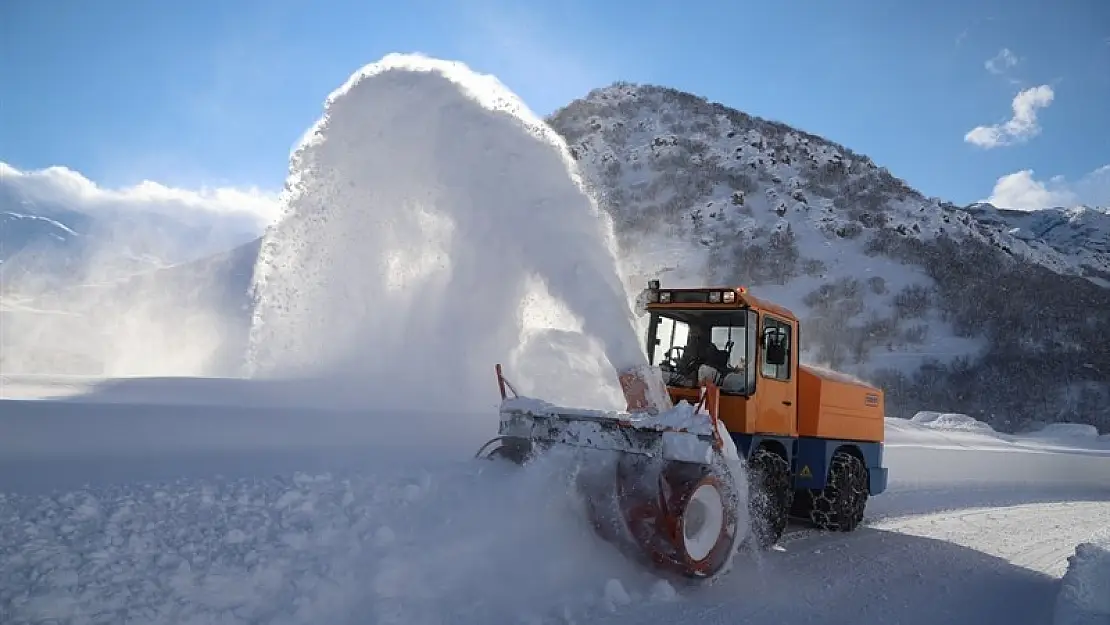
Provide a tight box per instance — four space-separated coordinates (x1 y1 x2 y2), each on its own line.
247 54 645 428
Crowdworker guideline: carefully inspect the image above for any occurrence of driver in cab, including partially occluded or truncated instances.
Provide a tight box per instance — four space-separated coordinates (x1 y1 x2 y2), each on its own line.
679 327 742 386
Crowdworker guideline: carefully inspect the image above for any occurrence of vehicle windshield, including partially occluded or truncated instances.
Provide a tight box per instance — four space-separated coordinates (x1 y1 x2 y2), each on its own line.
648 309 758 395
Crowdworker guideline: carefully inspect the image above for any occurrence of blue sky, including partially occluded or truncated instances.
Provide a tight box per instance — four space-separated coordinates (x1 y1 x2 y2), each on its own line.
3 0 1108 213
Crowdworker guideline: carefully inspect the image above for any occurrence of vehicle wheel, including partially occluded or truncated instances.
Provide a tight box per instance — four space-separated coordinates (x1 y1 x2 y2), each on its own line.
807 451 868 532
671 468 740 579
747 448 794 547
611 455 740 581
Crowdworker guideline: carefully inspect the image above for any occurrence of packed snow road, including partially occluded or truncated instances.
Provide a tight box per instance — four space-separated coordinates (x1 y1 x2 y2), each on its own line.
2 382 1110 625
614 501 1110 625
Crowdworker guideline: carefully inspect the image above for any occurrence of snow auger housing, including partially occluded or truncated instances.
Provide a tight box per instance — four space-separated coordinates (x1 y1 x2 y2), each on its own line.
477 280 889 581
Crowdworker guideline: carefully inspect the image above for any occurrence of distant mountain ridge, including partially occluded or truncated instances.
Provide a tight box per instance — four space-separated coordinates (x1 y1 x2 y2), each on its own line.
6 82 1108 432
0 177 260 293
963 202 1110 285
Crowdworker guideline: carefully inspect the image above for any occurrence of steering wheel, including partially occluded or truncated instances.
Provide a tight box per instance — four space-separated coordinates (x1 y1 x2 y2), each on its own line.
660 346 685 371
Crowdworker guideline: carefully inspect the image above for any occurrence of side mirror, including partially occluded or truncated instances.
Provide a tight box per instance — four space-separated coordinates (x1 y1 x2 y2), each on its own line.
764 331 787 366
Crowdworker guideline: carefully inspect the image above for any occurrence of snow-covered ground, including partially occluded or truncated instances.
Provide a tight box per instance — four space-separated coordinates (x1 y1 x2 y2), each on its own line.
1054 532 1110 624
2 376 1110 625
3 54 1108 625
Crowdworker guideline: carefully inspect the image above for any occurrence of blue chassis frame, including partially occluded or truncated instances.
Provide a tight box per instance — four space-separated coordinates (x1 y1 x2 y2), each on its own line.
731 433 889 495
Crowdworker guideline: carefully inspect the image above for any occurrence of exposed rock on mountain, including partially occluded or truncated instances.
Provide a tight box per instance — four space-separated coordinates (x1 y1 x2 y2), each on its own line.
548 82 1110 432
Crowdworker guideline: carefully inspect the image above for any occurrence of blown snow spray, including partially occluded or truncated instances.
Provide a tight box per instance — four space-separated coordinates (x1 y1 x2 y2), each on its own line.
247 53 651 428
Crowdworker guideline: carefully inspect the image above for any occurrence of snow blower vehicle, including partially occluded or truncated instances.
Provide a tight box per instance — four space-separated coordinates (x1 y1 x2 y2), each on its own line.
476 280 889 581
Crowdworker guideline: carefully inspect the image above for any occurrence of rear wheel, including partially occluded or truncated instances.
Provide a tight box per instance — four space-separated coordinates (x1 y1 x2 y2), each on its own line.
803 451 869 531
746 448 794 547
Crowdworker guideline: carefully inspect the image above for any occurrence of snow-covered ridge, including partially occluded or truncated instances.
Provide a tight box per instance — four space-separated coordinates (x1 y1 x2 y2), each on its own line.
0 177 261 295
965 202 1110 282
551 83 1104 284
0 211 83 281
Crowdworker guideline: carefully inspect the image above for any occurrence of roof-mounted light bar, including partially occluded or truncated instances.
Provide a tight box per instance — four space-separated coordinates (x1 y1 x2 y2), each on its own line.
644 280 745 306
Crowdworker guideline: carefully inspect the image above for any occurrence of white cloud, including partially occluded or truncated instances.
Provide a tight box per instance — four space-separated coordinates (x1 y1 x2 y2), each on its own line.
0 162 280 230
985 48 1018 74
985 165 1110 210
964 85 1055 148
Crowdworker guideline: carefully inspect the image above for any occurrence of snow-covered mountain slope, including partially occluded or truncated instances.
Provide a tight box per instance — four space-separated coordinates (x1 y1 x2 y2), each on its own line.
0 203 90 291
0 210 80 249
547 83 1110 433
965 202 1110 284
0 176 261 294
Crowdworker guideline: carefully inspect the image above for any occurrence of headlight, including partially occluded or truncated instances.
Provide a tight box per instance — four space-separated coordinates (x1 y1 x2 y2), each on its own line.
660 291 672 303
722 291 736 303
708 291 722 303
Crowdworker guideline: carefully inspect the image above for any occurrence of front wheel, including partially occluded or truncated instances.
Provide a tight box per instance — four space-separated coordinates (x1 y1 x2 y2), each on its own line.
747 448 794 547
674 471 740 578
606 454 741 582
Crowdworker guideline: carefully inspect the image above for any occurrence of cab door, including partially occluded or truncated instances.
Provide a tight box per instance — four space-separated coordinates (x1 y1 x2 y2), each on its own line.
754 314 798 437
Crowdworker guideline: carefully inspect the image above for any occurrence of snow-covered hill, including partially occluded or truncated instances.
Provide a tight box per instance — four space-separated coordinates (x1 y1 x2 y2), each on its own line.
547 83 1110 432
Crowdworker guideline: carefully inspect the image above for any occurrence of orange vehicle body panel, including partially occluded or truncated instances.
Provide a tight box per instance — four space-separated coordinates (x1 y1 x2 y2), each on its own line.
648 285 885 444
796 365 884 442
718 395 755 434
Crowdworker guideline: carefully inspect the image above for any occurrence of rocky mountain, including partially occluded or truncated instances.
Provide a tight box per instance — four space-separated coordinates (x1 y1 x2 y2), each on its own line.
547 82 1110 432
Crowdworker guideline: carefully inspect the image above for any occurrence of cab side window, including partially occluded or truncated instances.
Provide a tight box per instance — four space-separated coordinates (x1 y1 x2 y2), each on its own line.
760 316 792 381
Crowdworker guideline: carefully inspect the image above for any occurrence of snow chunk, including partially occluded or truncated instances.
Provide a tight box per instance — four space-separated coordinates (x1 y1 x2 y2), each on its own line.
603 578 631 610
636 400 715 435
1054 536 1110 624
910 411 995 432
648 579 677 602
1029 423 1102 440
801 363 873 387
374 526 396 548
501 396 714 436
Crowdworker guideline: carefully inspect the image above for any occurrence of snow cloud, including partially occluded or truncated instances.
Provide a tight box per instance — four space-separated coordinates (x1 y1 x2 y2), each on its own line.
0 161 280 234
985 165 1110 210
964 85 1055 149
985 48 1018 74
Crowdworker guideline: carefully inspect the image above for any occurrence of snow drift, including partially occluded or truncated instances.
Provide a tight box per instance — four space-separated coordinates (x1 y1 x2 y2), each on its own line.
246 54 644 434
1054 534 1110 624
